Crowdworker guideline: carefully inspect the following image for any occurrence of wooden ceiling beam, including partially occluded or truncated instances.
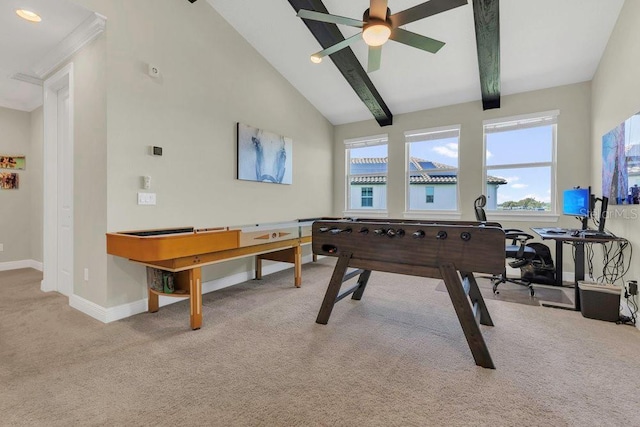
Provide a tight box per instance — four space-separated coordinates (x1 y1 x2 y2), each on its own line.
472 0 500 110
288 0 393 126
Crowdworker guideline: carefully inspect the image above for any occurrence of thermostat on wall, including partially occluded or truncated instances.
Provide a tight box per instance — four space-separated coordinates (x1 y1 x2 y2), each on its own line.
152 146 162 156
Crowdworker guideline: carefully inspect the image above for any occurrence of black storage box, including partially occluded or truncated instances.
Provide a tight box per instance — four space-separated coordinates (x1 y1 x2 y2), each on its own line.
578 282 621 322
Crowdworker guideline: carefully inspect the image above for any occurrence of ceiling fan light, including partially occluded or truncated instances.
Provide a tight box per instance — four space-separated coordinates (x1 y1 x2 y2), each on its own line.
16 9 42 23
310 54 323 64
362 23 391 47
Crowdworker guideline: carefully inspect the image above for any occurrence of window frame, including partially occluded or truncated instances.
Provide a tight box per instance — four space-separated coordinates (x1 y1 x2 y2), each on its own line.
344 134 389 217
404 125 461 216
482 110 559 221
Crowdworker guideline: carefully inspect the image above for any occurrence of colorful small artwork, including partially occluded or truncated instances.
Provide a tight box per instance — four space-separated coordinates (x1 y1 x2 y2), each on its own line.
602 112 640 204
0 172 19 189
237 123 293 184
0 155 25 170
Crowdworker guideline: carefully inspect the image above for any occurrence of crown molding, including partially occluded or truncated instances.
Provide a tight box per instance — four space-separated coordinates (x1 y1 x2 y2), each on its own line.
31 12 106 79
11 73 43 86
0 98 33 112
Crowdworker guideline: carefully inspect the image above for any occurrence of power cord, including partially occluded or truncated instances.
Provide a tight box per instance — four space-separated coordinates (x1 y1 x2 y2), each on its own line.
618 281 638 326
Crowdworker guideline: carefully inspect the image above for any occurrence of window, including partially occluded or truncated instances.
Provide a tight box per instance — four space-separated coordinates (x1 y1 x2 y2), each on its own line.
405 125 460 211
483 111 557 212
425 187 434 203
361 187 373 207
345 135 388 211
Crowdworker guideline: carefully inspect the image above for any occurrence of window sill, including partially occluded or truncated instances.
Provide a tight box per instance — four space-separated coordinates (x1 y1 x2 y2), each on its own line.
343 210 389 219
403 211 462 220
486 212 559 223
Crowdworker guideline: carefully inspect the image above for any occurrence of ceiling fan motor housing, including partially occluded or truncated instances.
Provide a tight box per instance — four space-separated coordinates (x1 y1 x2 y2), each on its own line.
362 8 392 47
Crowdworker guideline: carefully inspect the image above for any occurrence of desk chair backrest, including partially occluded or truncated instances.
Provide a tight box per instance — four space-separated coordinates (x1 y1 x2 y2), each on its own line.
474 195 488 222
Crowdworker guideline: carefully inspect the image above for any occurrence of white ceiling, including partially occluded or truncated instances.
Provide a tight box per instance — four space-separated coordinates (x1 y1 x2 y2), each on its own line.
0 0 94 111
0 0 626 122
207 0 625 125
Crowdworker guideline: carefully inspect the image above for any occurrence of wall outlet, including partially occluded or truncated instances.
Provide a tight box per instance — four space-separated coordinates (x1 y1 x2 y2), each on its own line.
0 243 3 252
84 268 89 281
137 192 157 205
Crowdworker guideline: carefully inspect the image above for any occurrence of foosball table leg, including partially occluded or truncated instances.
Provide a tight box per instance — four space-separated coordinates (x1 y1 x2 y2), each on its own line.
351 269 372 300
440 263 495 369
462 271 494 327
316 253 352 324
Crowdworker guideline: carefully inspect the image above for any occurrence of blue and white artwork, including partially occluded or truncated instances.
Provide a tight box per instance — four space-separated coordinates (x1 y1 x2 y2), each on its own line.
602 112 640 204
237 123 293 185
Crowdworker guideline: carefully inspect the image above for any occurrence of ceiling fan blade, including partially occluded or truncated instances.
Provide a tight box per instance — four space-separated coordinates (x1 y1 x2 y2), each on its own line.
390 0 467 27
367 46 382 72
312 33 362 60
390 28 445 53
369 0 389 20
297 9 364 28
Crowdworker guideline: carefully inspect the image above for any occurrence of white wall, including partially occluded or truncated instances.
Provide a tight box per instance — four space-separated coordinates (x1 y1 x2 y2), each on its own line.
65 0 334 308
29 107 43 263
591 0 640 325
0 107 32 264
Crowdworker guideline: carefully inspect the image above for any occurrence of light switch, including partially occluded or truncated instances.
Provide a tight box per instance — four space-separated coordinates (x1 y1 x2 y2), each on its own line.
138 192 157 205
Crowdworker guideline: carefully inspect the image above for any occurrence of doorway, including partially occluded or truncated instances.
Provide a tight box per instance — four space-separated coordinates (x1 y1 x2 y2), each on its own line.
42 63 74 297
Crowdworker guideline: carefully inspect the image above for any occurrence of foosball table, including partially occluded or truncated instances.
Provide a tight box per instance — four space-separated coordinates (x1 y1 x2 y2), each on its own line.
106 220 313 330
311 218 506 369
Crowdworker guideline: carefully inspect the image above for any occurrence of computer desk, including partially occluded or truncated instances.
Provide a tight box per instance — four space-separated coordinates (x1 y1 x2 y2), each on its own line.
530 228 624 311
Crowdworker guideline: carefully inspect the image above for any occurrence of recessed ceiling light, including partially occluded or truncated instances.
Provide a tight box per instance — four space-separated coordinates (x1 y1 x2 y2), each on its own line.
16 9 42 23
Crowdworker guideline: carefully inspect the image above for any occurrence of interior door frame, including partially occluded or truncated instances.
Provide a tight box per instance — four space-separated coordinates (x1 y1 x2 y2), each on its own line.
42 63 74 294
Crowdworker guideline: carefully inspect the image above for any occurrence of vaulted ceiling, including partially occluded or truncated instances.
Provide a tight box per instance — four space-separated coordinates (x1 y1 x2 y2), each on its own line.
0 0 626 125
206 0 625 126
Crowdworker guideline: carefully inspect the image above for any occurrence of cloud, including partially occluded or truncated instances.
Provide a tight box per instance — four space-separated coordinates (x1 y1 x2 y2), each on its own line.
505 176 520 182
432 143 458 158
512 183 528 189
486 150 492 159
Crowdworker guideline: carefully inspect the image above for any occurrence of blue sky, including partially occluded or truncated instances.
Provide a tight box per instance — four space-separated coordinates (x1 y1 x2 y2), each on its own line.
349 125 573 205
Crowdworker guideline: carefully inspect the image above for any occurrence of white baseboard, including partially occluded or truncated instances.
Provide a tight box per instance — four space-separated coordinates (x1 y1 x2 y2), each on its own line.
0 259 43 272
73 255 316 324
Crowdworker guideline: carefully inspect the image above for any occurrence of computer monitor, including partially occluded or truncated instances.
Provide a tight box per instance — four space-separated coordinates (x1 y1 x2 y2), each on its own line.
563 188 590 218
592 195 609 233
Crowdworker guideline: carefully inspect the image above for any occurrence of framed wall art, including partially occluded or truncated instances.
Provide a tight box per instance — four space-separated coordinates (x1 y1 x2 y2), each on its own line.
0 155 25 170
0 172 19 189
237 123 292 185
602 112 640 204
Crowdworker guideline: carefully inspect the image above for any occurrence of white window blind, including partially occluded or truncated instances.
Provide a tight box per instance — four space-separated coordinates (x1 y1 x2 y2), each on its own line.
404 125 460 143
483 110 559 134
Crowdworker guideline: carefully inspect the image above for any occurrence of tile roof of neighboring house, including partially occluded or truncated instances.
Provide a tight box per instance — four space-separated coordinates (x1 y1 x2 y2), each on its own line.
350 157 508 185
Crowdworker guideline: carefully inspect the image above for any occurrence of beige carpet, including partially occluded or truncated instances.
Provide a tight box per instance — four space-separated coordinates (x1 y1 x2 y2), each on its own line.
435 277 573 306
1 261 639 426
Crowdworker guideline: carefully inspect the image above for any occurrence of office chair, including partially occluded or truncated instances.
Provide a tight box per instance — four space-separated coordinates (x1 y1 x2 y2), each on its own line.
474 195 537 296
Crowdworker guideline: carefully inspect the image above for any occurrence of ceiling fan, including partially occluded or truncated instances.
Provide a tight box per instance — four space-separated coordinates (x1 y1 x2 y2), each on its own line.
297 0 468 72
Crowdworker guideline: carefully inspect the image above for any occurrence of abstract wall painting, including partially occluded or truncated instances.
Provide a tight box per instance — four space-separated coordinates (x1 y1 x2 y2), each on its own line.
237 123 292 185
0 155 25 170
602 112 640 204
0 172 19 189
